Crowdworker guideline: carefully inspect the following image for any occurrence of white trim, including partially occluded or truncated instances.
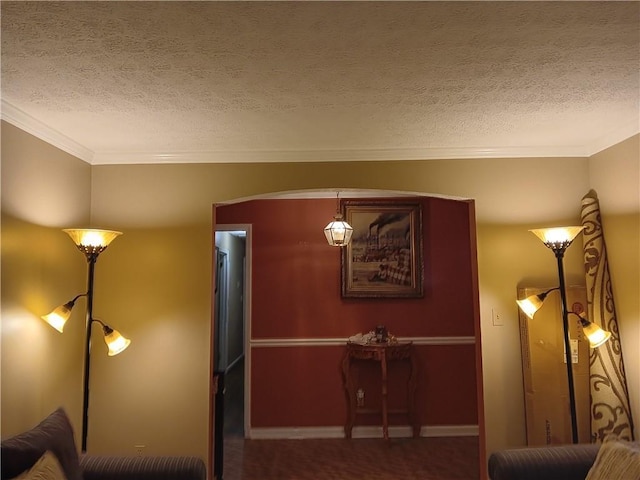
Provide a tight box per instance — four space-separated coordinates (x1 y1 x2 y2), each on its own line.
249 336 476 347
243 225 253 439
0 100 94 162
248 425 478 440
422 424 479 437
90 145 591 165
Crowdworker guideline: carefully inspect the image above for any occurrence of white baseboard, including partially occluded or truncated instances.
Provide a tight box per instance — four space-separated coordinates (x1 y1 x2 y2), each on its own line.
248 424 478 440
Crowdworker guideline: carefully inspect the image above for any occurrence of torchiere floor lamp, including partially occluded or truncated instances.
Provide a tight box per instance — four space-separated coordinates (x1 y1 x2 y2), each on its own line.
517 226 610 444
41 228 130 452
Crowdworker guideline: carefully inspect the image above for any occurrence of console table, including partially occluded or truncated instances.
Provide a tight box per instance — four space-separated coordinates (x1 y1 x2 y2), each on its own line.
342 341 420 439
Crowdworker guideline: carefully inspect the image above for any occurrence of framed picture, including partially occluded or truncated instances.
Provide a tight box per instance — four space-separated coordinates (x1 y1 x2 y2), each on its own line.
341 199 424 298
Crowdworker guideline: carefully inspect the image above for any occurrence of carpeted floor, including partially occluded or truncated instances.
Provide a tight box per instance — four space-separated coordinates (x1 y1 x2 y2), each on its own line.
223 436 480 480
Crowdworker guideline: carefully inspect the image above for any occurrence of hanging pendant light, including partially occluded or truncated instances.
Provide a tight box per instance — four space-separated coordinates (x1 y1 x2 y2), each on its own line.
324 192 353 247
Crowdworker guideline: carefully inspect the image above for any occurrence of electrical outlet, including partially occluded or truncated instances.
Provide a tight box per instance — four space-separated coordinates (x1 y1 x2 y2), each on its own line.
134 445 145 456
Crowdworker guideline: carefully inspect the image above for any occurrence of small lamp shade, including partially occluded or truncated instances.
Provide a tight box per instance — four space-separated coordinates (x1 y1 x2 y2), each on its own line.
64 229 122 255
576 313 612 348
41 301 75 333
101 325 131 356
516 296 544 320
41 296 84 333
324 214 354 247
516 288 557 320
530 226 584 252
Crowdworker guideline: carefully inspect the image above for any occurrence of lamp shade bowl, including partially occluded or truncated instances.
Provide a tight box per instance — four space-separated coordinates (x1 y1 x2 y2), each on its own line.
530 226 585 252
64 228 122 255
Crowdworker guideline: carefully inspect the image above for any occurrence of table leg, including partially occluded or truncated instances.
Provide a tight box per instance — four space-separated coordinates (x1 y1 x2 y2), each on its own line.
408 350 420 437
381 354 389 440
342 352 355 439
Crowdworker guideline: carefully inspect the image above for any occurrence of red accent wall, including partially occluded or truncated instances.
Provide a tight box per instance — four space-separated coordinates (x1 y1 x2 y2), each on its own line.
217 197 478 430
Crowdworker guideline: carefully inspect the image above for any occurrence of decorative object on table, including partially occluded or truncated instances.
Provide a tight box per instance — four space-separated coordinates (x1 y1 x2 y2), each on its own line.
517 226 611 445
581 190 635 442
348 328 397 345
41 228 130 452
324 191 353 247
341 199 423 298
375 324 388 343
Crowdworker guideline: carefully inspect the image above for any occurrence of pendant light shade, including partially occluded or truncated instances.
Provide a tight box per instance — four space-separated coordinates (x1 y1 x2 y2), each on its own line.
324 192 353 247
324 213 354 247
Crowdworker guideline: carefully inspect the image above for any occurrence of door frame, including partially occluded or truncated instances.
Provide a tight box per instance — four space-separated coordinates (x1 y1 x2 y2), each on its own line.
211 223 252 444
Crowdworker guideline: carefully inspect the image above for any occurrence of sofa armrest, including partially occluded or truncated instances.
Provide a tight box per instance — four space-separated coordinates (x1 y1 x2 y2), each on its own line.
80 456 206 480
488 444 600 480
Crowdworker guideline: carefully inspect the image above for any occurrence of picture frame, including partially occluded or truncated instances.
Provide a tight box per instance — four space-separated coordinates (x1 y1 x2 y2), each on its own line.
341 199 424 298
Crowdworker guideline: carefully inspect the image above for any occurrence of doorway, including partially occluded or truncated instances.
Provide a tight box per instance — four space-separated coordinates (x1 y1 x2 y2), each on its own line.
213 227 249 480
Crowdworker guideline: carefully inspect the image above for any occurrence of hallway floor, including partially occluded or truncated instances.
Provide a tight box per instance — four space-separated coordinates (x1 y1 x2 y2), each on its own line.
220 358 480 479
223 436 480 480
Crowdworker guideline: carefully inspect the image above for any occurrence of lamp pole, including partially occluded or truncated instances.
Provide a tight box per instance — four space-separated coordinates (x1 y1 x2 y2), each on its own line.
529 226 584 444
554 248 579 444
81 252 99 453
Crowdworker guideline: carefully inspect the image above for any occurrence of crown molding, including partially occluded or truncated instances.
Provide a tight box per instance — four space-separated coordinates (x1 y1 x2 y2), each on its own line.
1 100 94 163
2 101 637 165
91 145 590 165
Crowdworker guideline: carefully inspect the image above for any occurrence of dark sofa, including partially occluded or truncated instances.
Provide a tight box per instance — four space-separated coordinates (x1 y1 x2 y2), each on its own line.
488 443 601 480
1 408 206 480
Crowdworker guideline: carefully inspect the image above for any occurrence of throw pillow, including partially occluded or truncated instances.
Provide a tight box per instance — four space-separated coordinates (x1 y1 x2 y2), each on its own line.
585 436 640 480
13 451 67 480
1 408 82 480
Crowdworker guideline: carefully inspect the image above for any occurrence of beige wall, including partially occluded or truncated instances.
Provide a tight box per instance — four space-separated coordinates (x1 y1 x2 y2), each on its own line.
587 135 640 439
88 153 592 461
1 122 92 440
86 226 212 456
2 120 638 466
89 139 639 455
89 158 590 227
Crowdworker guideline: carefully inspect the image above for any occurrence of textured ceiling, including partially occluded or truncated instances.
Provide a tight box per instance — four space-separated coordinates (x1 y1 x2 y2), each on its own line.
1 1 639 164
